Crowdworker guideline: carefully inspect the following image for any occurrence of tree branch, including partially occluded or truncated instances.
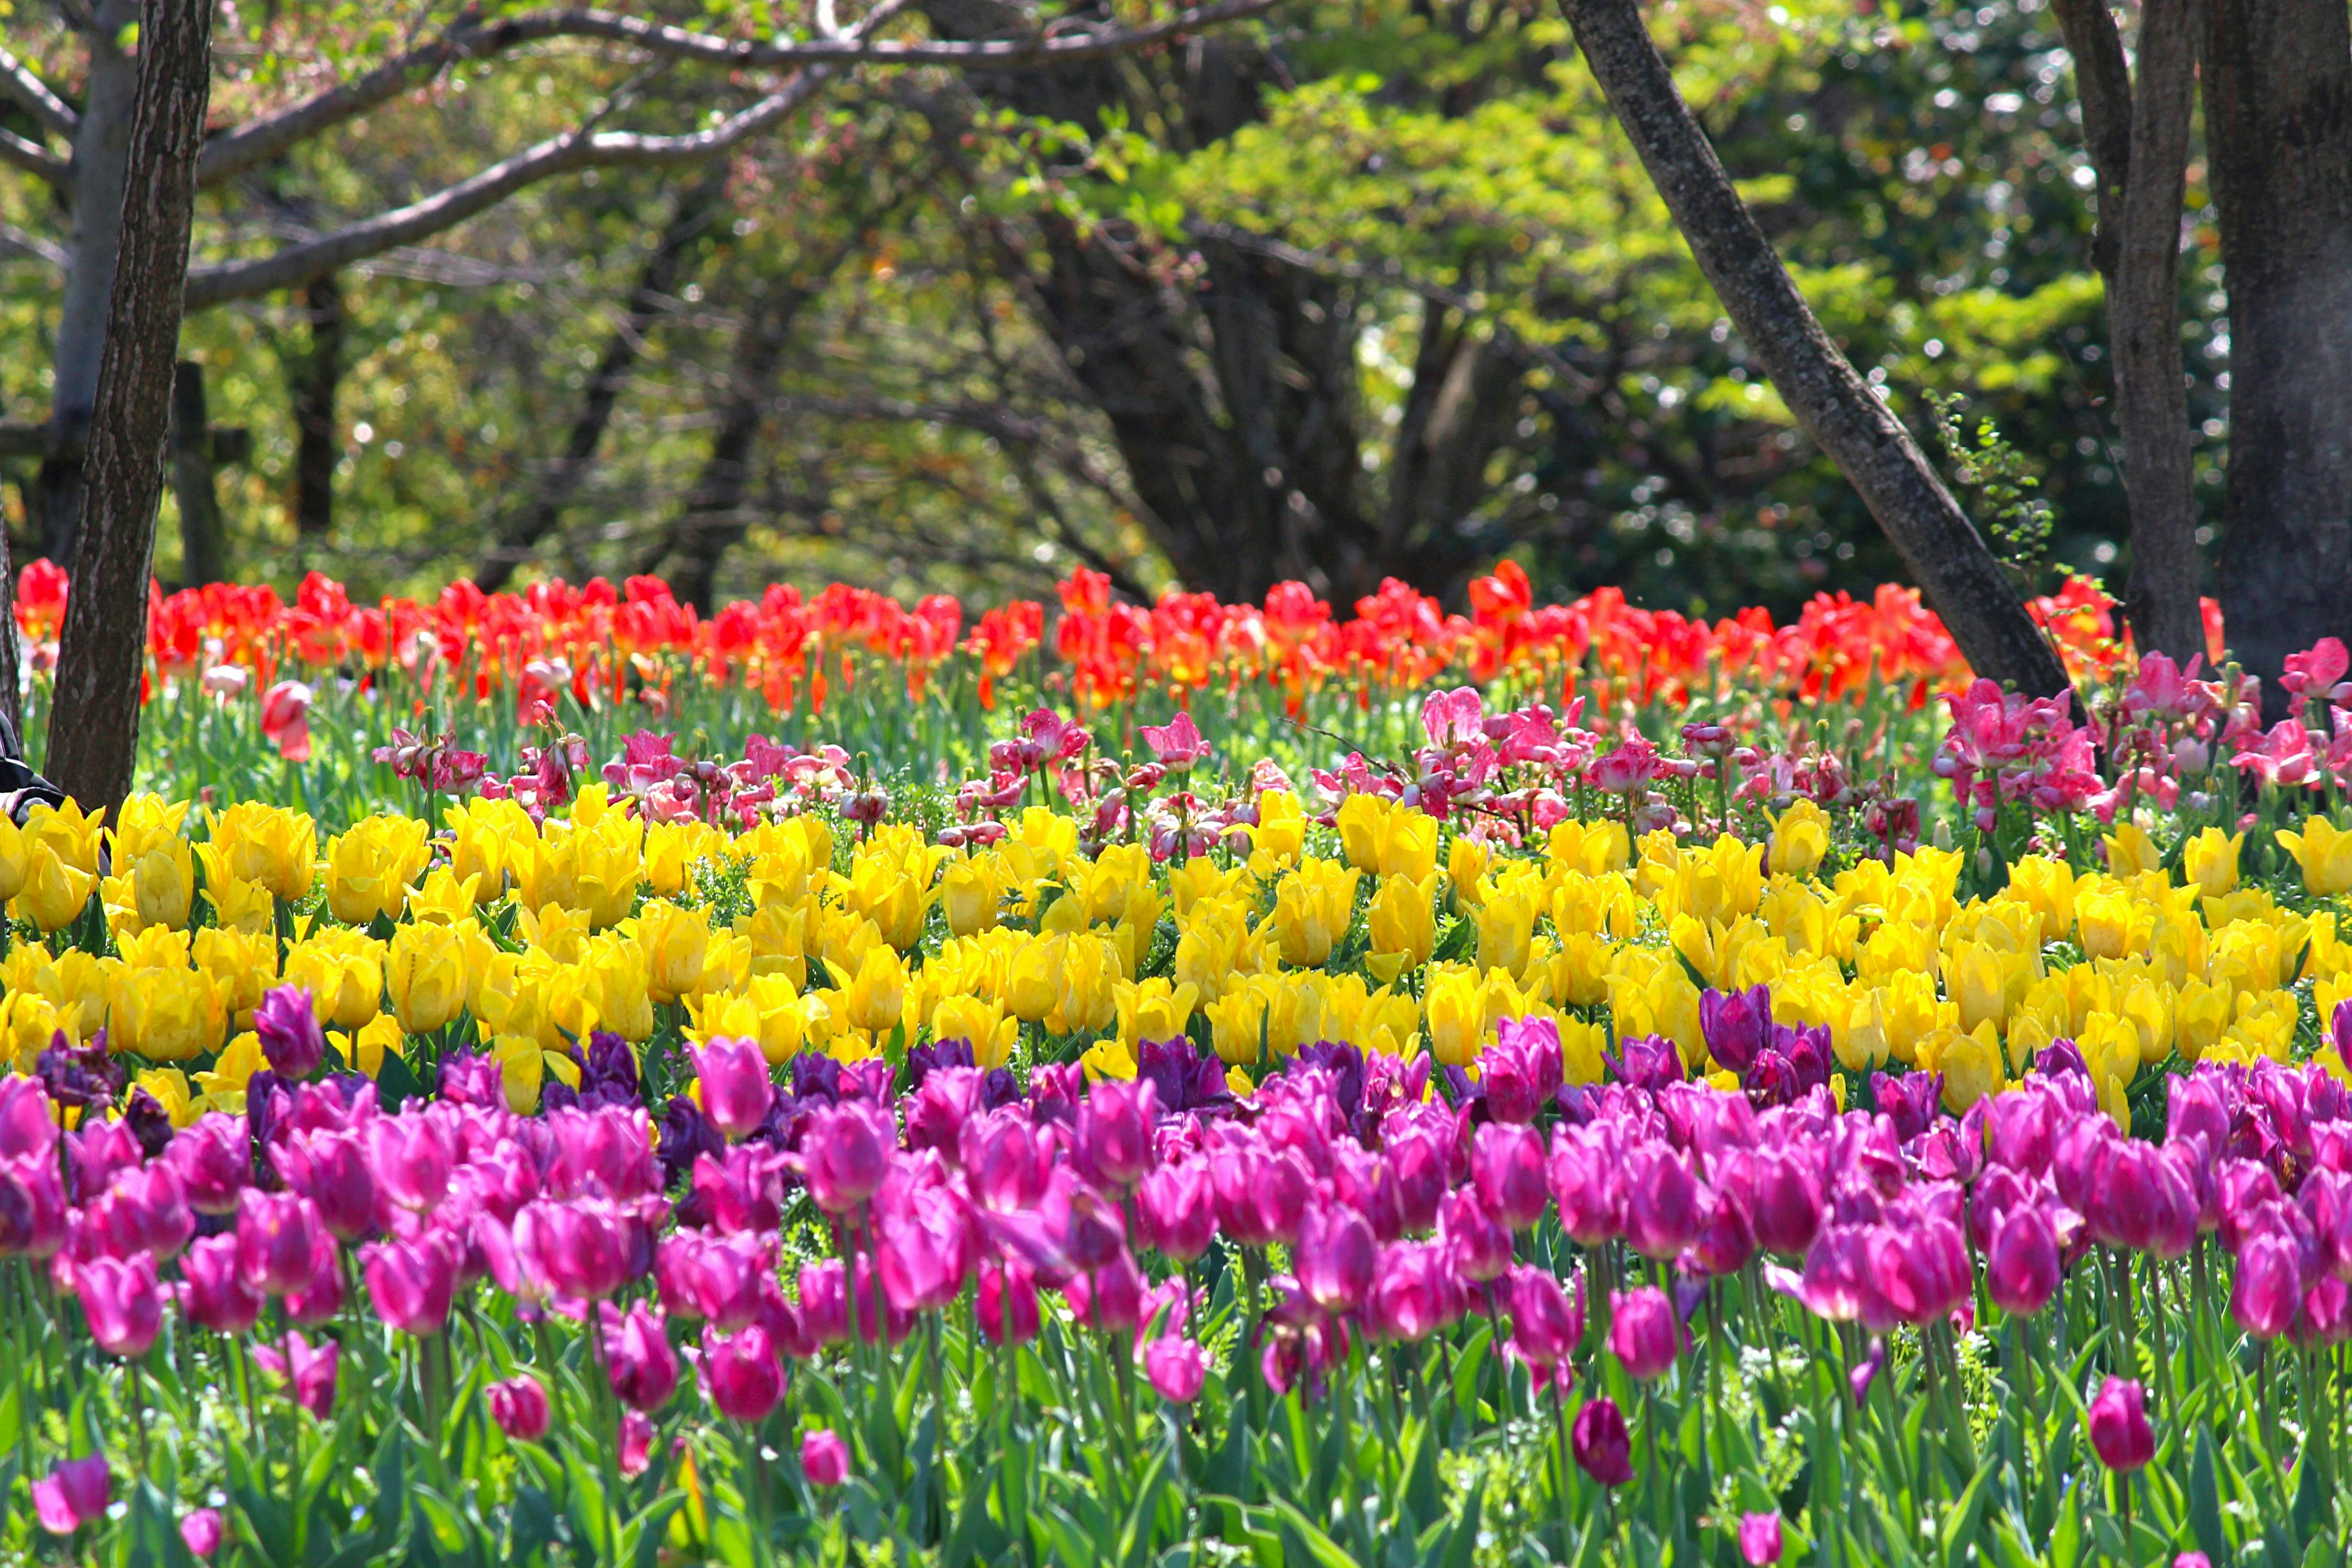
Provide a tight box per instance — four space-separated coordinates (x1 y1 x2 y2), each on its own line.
0 220 67 270
0 124 69 186
0 43 78 140
2049 0 2135 277
196 0 1278 188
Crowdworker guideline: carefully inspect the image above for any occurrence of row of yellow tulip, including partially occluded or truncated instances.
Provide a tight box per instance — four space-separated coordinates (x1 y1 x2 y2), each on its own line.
4 787 2349 1124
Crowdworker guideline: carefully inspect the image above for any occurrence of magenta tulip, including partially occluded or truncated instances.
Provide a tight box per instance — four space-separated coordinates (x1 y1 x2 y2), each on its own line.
237 1189 325 1296
362 1231 461 1335
1508 1265 1585 1384
979 1261 1041 1346
1986 1204 2061 1316
799 1103 892 1216
368 1112 456 1211
1295 1204 1378 1314
690 1038 775 1142
165 1115 249 1216
75 1254 162 1357
1571 1396 1633 1487
276 1129 376 1241
179 1234 265 1333
180 1507 225 1558
601 1300 681 1411
256 984 328 1081
252 1330 339 1419
1074 1078 1159 1194
1471 1121 1549 1231
489 1375 552 1441
1738 1512 1784 1566
801 1428 850 1487
32 1455 110 1534
1607 1286 1681 1381
2087 1376 2154 1471
703 1324 787 1423
1137 1159 1218 1261
1622 1144 1703 1260
1144 1334 1209 1403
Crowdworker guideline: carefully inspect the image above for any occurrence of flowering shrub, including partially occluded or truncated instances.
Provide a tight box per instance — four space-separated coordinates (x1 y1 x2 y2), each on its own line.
5 576 2351 1562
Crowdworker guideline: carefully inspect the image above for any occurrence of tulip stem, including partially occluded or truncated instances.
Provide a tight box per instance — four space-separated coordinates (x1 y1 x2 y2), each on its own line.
2144 1257 2173 1424
1549 1382 1574 1554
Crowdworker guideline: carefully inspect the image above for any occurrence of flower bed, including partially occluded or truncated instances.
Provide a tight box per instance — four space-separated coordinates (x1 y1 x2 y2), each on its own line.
0 567 2346 1565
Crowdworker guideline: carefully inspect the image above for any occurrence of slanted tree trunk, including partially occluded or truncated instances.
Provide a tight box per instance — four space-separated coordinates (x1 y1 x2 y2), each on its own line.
1558 0 2073 699
477 166 731 590
2203 0 2352 705
2049 0 2206 663
48 0 213 817
289 273 344 539
37 0 145 567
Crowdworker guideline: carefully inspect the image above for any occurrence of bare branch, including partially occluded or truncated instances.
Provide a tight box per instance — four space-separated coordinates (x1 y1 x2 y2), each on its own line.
0 43 78 139
0 124 70 186
0 221 67 270
197 0 1276 189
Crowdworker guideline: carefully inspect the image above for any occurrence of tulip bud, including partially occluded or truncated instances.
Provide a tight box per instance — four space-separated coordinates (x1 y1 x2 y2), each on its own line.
1606 1286 1682 1381
801 1429 850 1487
2087 1376 2154 1471
1144 1334 1209 1403
488 1375 552 1441
255 985 328 1083
32 1455 110 1536
1738 1512 1784 1566
180 1507 225 1559
689 1038 775 1143
702 1325 786 1423
1570 1396 1633 1487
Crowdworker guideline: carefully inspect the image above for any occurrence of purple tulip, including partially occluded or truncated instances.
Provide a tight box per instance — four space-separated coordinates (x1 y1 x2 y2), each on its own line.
1550 1127 1626 1245
1570 1396 1633 1486
1367 1241 1467 1342
702 1324 786 1423
1074 1079 1160 1194
1986 1202 2062 1316
1137 1159 1218 1261
2231 1228 2305 1340
489 1374 551 1441
1296 1204 1378 1314
601 1300 682 1410
1607 1286 1681 1381
165 1115 249 1216
1144 1334 1210 1403
2087 1376 2154 1471
255 984 328 1082
690 1037 775 1143
1604 1032 1685 1093
75 1254 162 1357
179 1234 265 1333
362 1231 461 1335
801 1429 850 1487
1439 1189 1513 1284
368 1111 456 1212
1877 1216 1972 1326
32 1455 110 1535
1700 984 1772 1077
1481 1017 1564 1124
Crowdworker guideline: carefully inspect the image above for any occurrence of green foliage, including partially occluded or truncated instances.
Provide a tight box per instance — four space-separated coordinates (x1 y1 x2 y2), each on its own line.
1928 390 2056 585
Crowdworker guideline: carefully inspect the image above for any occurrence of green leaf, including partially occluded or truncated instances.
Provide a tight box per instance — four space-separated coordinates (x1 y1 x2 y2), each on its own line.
1265 1498 1363 1568
1940 1454 1999 1566
2188 1426 2228 1566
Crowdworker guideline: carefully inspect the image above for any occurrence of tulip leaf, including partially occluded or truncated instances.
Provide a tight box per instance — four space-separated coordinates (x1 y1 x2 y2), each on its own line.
2289 1438 2327 1548
2188 1425 2228 1566
1266 1498 1365 1568
1939 1453 1998 1565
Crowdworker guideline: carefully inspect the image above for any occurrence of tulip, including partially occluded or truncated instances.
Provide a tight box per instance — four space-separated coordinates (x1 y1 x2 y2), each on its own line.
2231 1229 2304 1340
1699 984 1771 1077
515 1197 636 1303
619 1411 655 1478
1738 1512 1784 1566
1136 1159 1218 1261
77 1254 164 1357
1986 1204 2062 1316
1074 1078 1159 1193
285 1229 348 1326
489 1375 552 1441
1551 1128 1626 1246
181 1507 225 1558
180 1234 265 1333
253 1330 340 1419
801 1428 850 1487
690 1036 775 1142
876 1181 979 1314
32 1455 110 1535
703 1324 787 1423
2087 1376 2154 1471
1607 1286 1681 1381
1296 1204 1378 1314
602 1300 681 1410
1508 1265 1585 1383
165 1114 249 1216
368 1112 456 1211
1439 1188 1513 1284
363 1232 461 1335
1471 1121 1549 1231
1144 1334 1209 1402
979 1261 1041 1345
799 1102 892 1216
276 1129 377 1242
1622 1144 1703 1260
1481 1017 1564 1124
237 1191 325 1295
255 984 328 1082
1570 1396 1634 1487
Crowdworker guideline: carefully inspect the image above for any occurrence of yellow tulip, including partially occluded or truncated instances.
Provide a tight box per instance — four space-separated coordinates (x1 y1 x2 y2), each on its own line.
129 840 195 931
1875 968 1949 1067
2004 854 2076 944
1166 858 1251 919
2277 817 2352 896
194 1030 267 1107
205 801 317 901
492 1033 547 1113
940 853 1005 937
1252 790 1307 868
332 1014 402 1079
1338 794 1441 882
2180 826 2243 897
833 944 909 1035
283 929 384 1031
1 990 63 1071
1115 976 1200 1050
1365 873 1438 983
2102 821 2164 878
1173 901 1259 1001
1545 818 1629 876
2173 978 2230 1063
134 1068 201 1128
193 926 277 1026
1947 940 2031 1035
632 900 712 1006
930 992 1019 1068
1204 982 1270 1066
1423 964 1489 1068
1269 858 1360 968
17 843 96 932
24 799 106 876
1447 836 1491 906
387 919 471 1035
111 967 226 1063
1559 1016 1608 1085
0 812 26 905
1770 799 1831 879
1918 1019 2005 1112
737 901 809 989
587 937 657 1042
1051 934 1121 1035
1472 869 1540 976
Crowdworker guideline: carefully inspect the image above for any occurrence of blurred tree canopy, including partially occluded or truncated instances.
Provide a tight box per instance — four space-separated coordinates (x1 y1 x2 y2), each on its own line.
0 0 2228 621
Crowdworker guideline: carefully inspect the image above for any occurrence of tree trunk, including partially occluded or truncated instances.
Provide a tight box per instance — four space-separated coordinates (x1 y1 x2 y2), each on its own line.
1558 0 2073 699
2204 0 2352 705
169 360 228 587
38 0 146 567
477 167 731 591
2049 0 2206 665
47 0 214 818
290 273 344 539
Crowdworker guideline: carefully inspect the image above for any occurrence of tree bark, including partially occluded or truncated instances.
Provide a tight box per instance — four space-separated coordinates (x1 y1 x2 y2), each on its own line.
1558 0 2072 698
39 0 145 567
169 361 228 587
2203 0 2352 706
2049 0 2206 665
477 167 731 591
47 0 214 818
290 274 344 539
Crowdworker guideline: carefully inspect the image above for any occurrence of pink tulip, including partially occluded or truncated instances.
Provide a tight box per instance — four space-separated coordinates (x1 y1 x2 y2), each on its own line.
1471 1121 1548 1232
1295 1204 1378 1315
1508 1265 1585 1385
1481 1017 1564 1125
619 1410 655 1478
2087 1376 2154 1471
1550 1128 1626 1245
514 1197 636 1303
165 1115 250 1216
875 1180 978 1314
1139 709 1212 771
1739 1512 1784 1566
1144 1333 1209 1402
979 1261 1041 1345
88 1162 194 1261
0 1076 56 1161
656 1231 770 1331
702 1324 786 1423
1571 1396 1632 1486
1366 1241 1467 1342
799 1103 892 1216
1136 1159 1217 1261
1073 1079 1159 1194
801 1428 850 1487
181 1507 225 1558
275 1129 376 1240
690 1038 775 1143
362 1231 460 1335
1622 1144 1703 1260
252 1330 339 1419
284 1228 346 1326
260 679 314 761
76 1254 162 1357
32 1455 110 1534
368 1112 456 1211
237 1189 325 1296
1986 1204 2061 1316
960 1110 1052 1213
1607 1286 1681 1381
1439 1189 1512 1284
0 1152 68 1258
179 1234 265 1333
488 1375 551 1441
